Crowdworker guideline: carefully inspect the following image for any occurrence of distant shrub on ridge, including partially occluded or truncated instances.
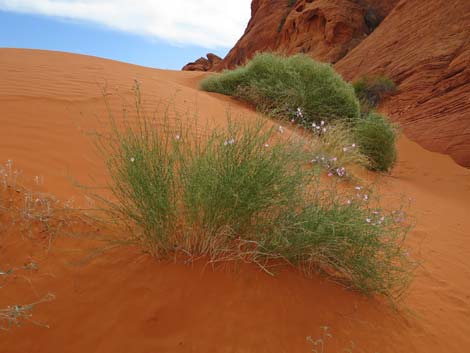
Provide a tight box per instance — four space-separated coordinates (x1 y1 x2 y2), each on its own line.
200 53 361 125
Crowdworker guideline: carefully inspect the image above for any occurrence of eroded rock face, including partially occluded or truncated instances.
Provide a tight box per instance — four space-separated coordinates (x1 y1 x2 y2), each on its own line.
182 53 222 71
214 0 398 70
212 0 470 167
335 0 470 167
191 0 470 166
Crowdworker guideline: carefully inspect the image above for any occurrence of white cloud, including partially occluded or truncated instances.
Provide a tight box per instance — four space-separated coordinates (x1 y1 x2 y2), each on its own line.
0 0 252 48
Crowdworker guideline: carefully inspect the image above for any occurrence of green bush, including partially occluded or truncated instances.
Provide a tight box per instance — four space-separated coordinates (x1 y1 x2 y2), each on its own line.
177 121 306 241
98 109 178 254
353 75 396 111
355 112 397 172
96 83 412 298
200 53 361 125
271 197 412 295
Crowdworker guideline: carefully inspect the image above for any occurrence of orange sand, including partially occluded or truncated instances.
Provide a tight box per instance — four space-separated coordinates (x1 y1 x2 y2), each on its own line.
1 49 470 353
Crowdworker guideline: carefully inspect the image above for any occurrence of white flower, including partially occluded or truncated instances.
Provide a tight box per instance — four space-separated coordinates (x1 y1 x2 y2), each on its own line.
130 157 135 163
366 218 372 223
224 138 235 146
352 144 356 148
364 194 369 201
264 143 269 148
175 134 181 141
320 120 325 126
355 186 362 190
278 126 285 134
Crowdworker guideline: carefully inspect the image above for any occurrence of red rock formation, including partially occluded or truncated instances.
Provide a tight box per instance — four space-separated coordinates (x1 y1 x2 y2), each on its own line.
182 53 222 71
214 0 398 70
335 0 470 167
204 0 470 167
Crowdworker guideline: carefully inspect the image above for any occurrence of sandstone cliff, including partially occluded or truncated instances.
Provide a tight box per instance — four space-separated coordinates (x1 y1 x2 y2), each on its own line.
335 0 470 167
213 0 398 69
185 0 470 166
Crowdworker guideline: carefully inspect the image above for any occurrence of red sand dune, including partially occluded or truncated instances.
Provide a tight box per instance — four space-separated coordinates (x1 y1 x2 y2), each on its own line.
1 49 470 353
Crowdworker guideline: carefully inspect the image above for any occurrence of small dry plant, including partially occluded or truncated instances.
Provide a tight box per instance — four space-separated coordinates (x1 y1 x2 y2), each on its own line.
0 293 55 331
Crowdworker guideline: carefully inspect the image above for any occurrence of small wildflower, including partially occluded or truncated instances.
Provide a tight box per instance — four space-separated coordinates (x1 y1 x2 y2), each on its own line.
336 167 346 177
175 134 181 141
278 126 285 134
328 172 333 177
366 218 372 223
224 138 235 146
264 143 269 148
130 157 135 163
355 186 362 191
364 194 369 201
321 120 325 126
346 199 352 205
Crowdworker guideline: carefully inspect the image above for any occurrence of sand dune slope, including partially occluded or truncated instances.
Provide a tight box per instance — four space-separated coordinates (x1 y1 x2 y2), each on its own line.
1 49 470 353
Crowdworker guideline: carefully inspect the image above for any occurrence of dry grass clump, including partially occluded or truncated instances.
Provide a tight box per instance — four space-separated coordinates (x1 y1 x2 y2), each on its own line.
307 122 369 179
94 84 414 299
0 293 55 331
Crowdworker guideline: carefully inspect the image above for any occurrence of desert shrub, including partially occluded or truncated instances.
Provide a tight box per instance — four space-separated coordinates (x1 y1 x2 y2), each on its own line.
353 75 397 111
271 193 412 295
177 121 306 242
354 112 397 172
95 88 179 254
96 83 413 298
200 53 361 125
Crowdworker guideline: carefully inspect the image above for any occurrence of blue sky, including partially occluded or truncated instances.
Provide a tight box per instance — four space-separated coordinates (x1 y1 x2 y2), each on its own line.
0 1 251 70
